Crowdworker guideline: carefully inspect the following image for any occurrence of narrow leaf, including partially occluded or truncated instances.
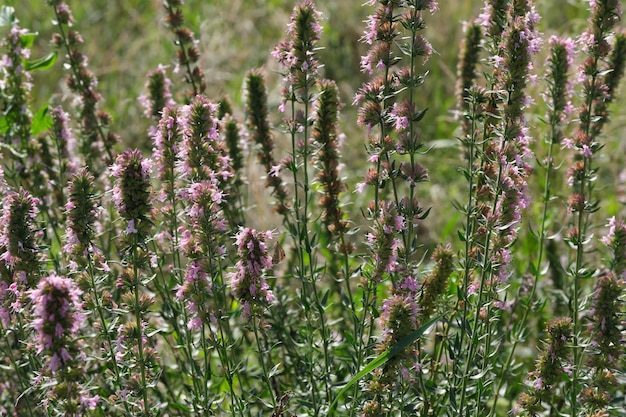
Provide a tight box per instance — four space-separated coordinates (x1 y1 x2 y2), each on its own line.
25 51 58 72
327 315 441 414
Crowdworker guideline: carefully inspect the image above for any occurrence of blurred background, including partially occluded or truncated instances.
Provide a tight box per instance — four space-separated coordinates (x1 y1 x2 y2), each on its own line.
8 0 626 249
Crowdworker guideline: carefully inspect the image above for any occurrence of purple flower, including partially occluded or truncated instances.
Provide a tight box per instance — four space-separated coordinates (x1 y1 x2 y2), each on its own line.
0 189 40 281
139 64 175 121
230 227 275 316
176 95 232 184
30 272 83 373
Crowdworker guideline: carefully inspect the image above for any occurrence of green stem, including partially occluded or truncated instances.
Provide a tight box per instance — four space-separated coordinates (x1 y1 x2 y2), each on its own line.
0 322 35 417
131 242 150 416
252 316 276 408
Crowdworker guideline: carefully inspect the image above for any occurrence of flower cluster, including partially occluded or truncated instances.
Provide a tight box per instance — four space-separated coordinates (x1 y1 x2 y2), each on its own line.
563 1 624 216
602 216 626 275
520 317 573 414
48 0 118 168
153 105 182 206
49 105 78 177
163 0 206 98
63 169 106 272
544 36 575 129
30 271 83 373
470 3 539 282
177 180 228 329
312 80 348 236
272 0 322 112
139 65 175 123
229 227 275 317
0 189 41 285
177 95 232 185
477 0 509 42
455 22 482 135
0 23 33 152
220 106 246 223
111 149 153 240
419 244 455 319
366 201 405 284
587 271 624 369
244 69 290 215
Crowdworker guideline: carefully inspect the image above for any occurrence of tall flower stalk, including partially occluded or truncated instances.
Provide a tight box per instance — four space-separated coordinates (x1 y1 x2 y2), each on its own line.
163 0 206 99
356 0 439 414
490 34 575 414
0 187 40 416
47 0 118 172
272 2 333 413
111 149 157 416
452 2 541 414
564 3 624 415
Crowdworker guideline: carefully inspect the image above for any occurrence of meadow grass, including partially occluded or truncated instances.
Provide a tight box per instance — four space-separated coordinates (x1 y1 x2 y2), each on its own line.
0 0 625 416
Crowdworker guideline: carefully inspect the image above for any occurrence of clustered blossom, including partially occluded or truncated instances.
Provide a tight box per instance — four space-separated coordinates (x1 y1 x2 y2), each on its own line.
0 24 33 151
455 22 483 134
602 216 626 275
152 105 182 206
0 189 41 284
220 109 246 221
49 1 118 168
524 317 573 400
177 95 232 186
544 36 575 129
566 0 623 155
111 149 153 239
477 0 509 41
587 271 624 370
419 244 455 318
63 169 107 272
139 65 175 123
361 272 422 415
30 272 83 373
359 2 398 76
244 70 290 215
163 0 206 98
469 2 540 283
356 0 437 198
563 0 625 252
176 180 228 329
376 293 419 377
365 202 405 284
311 80 349 237
49 106 78 176
272 0 322 112
229 227 275 317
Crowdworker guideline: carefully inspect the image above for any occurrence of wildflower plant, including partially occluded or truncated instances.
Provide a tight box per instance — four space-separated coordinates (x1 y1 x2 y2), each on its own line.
47 0 118 172
1 1 626 417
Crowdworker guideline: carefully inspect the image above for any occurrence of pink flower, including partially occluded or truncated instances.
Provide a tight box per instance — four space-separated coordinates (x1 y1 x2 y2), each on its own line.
230 227 275 316
30 272 83 373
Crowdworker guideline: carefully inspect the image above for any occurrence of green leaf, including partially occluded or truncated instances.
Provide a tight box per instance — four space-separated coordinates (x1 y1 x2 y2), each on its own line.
25 51 58 72
0 114 8 135
31 105 52 136
20 32 37 49
0 6 15 27
327 315 442 415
